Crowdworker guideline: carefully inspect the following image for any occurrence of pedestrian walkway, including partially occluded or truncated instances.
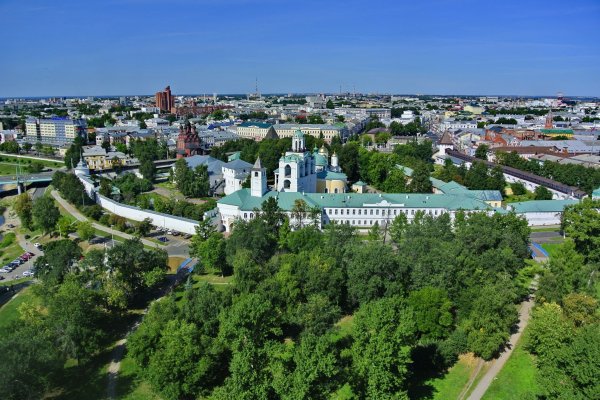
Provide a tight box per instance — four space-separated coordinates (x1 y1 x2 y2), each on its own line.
466 281 537 400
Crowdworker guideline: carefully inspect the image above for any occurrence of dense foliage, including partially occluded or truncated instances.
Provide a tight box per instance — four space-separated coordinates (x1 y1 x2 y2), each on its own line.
127 199 531 399
496 150 600 194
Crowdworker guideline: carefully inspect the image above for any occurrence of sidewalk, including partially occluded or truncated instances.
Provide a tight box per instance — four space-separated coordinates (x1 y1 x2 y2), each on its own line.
466 286 536 400
51 190 161 249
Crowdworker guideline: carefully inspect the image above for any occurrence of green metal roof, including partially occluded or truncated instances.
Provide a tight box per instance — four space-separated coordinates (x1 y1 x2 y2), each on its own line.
353 181 367 186
218 189 493 212
396 164 414 177
314 153 328 166
509 199 579 213
317 170 348 181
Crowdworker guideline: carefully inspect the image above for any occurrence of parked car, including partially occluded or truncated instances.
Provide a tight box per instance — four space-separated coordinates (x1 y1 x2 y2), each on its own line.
0 275 4 280
12 259 24 265
26 252 35 257
183 234 192 240
22 270 34 277
0 267 9 273
172 231 180 236
34 243 42 249
158 236 169 243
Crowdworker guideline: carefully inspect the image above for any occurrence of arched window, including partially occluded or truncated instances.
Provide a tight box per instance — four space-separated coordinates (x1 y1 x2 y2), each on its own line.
283 179 291 189
284 164 291 178
334 188 339 193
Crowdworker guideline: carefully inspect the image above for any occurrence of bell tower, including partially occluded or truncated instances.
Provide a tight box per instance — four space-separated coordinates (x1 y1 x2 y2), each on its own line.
251 156 267 197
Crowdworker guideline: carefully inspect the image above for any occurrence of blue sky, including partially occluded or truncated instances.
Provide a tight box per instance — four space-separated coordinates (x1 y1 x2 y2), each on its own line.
0 0 599 97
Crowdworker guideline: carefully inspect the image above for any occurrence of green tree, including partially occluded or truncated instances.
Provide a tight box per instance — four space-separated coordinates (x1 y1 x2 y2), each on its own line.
32 196 60 234
562 199 600 262
64 136 86 169
326 99 334 109
195 232 228 275
534 185 553 200
77 221 95 242
408 162 433 193
475 144 489 160
33 239 82 285
14 193 33 230
136 217 153 237
510 181 527 195
47 275 107 364
463 279 518 359
346 242 406 306
465 161 489 190
139 159 156 181
352 296 416 399
408 287 453 341
272 333 341 399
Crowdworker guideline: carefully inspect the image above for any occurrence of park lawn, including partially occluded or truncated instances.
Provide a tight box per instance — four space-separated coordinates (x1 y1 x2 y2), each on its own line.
541 242 563 258
118 353 162 400
422 354 479 400
0 162 22 175
0 286 38 330
482 336 539 400
46 348 113 400
530 226 561 232
0 154 63 167
0 276 32 287
0 232 26 265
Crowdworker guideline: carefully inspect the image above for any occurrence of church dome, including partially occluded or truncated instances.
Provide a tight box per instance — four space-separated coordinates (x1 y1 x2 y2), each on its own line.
318 145 329 157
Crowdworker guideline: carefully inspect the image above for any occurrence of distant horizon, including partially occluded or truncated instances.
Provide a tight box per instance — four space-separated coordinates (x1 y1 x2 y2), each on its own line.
1 92 598 101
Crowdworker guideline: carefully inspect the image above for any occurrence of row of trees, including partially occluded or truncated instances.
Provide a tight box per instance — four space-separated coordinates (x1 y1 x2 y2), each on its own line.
127 197 532 399
524 199 600 398
496 150 600 194
14 194 60 234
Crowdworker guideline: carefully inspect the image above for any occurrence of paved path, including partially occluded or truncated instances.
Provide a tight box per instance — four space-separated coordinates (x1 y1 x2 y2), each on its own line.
51 190 190 257
107 338 127 399
466 283 537 400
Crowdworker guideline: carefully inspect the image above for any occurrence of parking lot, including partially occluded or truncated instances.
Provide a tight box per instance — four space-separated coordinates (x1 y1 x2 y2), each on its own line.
0 244 41 282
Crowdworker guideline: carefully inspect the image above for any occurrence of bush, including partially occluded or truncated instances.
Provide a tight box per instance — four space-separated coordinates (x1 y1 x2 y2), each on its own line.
99 214 110 226
82 205 103 220
511 182 527 196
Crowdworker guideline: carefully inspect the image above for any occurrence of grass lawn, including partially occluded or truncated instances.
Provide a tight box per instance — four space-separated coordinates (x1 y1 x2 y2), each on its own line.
0 286 38 330
412 353 481 400
0 232 26 265
0 276 32 287
482 335 539 400
0 154 63 167
541 242 563 258
117 353 162 400
530 226 561 232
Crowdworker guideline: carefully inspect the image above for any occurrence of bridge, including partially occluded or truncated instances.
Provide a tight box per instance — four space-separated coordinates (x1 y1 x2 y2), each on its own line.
0 172 54 194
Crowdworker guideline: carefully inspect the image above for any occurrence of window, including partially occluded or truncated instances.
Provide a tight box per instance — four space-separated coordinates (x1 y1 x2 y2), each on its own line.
352 209 356 215
370 209 373 215
376 210 379 215
244 213 247 218
335 209 338 215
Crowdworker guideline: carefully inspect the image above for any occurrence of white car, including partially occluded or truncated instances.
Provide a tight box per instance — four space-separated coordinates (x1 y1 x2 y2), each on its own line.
34 243 42 248
22 270 34 277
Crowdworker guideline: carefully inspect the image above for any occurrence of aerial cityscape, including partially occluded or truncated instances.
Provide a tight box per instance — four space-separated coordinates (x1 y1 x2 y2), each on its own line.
0 1 599 400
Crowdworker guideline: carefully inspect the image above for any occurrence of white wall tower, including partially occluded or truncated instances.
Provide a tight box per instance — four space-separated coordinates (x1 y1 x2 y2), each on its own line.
250 156 268 197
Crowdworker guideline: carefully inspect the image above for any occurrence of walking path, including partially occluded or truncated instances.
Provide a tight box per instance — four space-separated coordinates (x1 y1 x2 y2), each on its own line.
465 282 537 400
52 190 160 247
51 190 190 257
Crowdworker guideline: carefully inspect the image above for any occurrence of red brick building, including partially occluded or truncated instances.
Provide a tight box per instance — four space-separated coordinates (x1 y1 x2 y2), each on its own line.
155 85 174 113
176 121 201 158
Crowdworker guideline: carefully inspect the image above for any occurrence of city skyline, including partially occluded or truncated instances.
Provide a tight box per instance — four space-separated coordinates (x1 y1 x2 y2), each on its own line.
0 0 599 97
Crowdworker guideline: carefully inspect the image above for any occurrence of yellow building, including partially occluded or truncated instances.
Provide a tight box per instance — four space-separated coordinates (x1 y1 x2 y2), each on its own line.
316 170 347 193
